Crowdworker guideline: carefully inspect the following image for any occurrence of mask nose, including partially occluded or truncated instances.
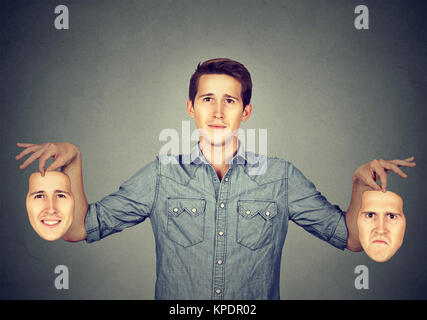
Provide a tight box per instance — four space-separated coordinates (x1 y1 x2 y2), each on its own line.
375 216 387 235
46 197 57 214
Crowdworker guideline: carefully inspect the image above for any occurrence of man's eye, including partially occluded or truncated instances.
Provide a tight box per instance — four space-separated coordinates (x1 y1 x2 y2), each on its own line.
57 194 67 199
225 99 234 104
203 97 212 102
34 194 44 199
388 214 398 220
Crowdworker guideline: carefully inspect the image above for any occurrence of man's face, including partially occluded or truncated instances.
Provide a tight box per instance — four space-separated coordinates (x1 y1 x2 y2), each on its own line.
26 171 74 241
187 74 252 147
357 190 406 262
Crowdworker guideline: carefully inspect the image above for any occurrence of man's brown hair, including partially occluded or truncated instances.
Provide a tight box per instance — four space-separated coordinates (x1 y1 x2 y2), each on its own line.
188 58 253 109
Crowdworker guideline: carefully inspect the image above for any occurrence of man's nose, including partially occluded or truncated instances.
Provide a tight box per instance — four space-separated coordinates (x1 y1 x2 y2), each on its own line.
212 101 224 118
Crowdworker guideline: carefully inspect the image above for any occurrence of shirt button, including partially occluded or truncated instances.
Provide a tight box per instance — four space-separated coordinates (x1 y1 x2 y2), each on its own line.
215 289 221 294
265 211 270 216
218 231 224 236
173 208 178 212
217 260 223 265
191 208 197 213
246 210 251 215
224 177 229 182
220 203 225 208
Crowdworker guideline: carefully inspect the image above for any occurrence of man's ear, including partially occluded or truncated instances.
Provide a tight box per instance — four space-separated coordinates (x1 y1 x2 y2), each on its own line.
241 103 253 122
186 99 195 118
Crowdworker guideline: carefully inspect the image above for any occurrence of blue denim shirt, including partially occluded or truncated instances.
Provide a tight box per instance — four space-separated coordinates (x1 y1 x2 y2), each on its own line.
85 141 348 300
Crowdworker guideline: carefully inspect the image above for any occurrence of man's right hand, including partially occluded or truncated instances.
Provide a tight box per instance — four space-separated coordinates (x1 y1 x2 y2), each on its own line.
15 142 79 175
16 141 88 242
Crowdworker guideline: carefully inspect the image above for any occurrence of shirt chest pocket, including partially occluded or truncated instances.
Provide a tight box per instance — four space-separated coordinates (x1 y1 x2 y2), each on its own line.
236 200 278 250
167 198 206 248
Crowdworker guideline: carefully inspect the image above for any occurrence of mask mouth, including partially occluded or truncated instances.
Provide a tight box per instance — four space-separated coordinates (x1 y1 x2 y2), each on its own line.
39 216 63 227
371 238 389 245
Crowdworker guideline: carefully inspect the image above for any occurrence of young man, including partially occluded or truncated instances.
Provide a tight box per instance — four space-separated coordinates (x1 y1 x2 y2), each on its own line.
15 58 415 299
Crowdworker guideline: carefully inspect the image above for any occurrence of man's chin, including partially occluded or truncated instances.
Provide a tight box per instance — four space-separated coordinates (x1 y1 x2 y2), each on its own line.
209 139 227 147
201 134 237 147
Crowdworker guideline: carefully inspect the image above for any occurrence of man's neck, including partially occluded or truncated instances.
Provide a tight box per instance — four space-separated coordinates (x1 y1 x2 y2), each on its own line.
199 138 239 180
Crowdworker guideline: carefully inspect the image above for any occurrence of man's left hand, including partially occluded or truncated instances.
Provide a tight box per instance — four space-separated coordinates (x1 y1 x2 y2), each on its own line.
353 156 416 192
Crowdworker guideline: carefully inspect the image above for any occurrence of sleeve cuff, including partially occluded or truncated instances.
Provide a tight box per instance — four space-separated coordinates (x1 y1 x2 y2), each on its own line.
328 212 349 250
85 203 101 243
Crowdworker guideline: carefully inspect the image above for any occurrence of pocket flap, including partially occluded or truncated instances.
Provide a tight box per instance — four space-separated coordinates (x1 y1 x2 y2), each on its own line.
238 200 278 220
167 198 206 217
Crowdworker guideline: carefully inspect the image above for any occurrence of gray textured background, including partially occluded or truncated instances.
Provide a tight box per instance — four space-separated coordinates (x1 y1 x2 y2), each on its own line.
1 0 426 299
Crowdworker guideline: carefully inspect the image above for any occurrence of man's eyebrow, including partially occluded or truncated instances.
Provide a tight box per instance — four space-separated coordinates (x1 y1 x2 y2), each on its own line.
224 94 240 100
198 93 215 98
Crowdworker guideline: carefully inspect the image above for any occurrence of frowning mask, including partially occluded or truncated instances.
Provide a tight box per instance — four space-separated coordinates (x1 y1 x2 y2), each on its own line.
357 190 406 262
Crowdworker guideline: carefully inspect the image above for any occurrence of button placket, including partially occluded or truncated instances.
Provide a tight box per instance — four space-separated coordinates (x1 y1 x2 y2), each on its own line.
212 173 230 300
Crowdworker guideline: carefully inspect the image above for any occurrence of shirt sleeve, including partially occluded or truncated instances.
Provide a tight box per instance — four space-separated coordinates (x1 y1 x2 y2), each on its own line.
287 162 348 250
85 158 159 243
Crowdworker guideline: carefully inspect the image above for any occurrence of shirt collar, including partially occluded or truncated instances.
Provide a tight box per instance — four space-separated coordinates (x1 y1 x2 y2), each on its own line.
190 140 247 166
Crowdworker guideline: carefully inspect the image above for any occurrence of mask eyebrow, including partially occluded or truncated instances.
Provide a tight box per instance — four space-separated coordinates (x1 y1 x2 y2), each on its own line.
54 190 71 195
29 190 46 196
360 211 376 215
29 190 71 196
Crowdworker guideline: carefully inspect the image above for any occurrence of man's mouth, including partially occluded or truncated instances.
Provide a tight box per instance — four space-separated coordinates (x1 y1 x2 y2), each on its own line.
208 124 227 129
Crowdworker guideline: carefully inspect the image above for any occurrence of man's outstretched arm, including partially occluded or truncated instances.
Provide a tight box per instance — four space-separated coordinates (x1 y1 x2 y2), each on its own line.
345 157 416 251
16 142 88 242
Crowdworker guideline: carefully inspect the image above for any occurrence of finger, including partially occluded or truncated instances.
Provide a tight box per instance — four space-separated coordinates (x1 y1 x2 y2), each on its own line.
361 168 382 191
381 161 408 178
364 176 382 191
372 162 387 192
390 159 416 167
15 144 41 160
38 151 54 176
19 148 45 170
38 144 62 175
45 158 65 173
16 142 36 148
